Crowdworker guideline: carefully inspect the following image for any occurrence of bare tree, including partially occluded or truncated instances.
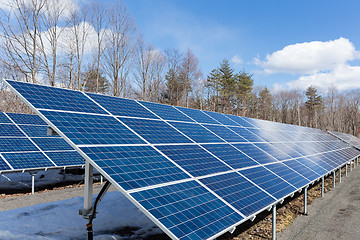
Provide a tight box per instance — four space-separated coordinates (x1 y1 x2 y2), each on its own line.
0 0 45 83
102 2 137 97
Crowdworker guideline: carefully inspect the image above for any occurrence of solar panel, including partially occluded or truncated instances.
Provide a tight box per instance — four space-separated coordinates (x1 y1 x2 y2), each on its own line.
0 111 83 173
4 79 360 240
329 131 360 150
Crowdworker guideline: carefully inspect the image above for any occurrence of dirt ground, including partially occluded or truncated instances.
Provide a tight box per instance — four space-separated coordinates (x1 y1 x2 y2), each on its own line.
0 164 358 240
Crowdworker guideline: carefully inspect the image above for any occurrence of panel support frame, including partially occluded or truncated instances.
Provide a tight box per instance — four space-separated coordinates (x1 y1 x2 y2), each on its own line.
272 204 276 240
79 160 94 219
304 186 308 215
321 176 324 197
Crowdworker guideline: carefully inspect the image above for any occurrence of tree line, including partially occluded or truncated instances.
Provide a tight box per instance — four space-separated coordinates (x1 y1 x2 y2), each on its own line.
0 0 359 136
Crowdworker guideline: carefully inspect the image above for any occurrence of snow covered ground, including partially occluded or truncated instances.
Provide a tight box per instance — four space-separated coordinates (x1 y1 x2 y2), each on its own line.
0 171 162 239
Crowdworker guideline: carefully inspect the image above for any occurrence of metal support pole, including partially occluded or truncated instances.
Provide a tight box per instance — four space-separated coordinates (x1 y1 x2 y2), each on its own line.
357 157 359 166
304 186 308 215
83 161 93 213
354 159 356 169
339 167 341 183
31 174 35 195
333 171 336 188
272 204 276 240
100 175 103 185
350 161 353 172
345 163 348 176
321 177 324 197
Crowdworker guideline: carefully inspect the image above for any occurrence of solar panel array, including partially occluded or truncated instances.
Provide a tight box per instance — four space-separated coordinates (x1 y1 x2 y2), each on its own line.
328 131 360 150
0 112 84 173
5 79 360 240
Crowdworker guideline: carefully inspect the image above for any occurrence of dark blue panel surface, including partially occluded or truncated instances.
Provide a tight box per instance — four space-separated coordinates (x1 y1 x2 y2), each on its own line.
131 180 243 240
118 117 192 144
0 124 25 137
81 146 189 190
249 129 280 142
19 125 53 137
0 138 38 152
204 125 247 142
7 112 47 125
45 151 84 166
228 127 264 142
169 122 225 143
203 111 238 126
32 137 74 151
307 155 335 171
87 93 159 119
2 152 55 169
239 166 297 199
155 145 231 177
139 101 194 122
232 144 278 164
296 157 327 176
254 143 292 161
200 172 275 217
0 112 11 123
0 156 11 170
40 111 145 145
282 159 320 182
265 162 309 189
201 144 259 169
7 80 107 114
175 106 220 124
223 114 256 128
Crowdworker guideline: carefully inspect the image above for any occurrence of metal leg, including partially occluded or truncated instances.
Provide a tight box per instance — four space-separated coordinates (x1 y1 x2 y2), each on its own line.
83 161 93 213
321 177 324 197
345 163 348 176
333 171 336 188
272 204 276 240
304 186 308 215
31 174 35 195
339 167 341 183
101 175 103 185
350 161 353 172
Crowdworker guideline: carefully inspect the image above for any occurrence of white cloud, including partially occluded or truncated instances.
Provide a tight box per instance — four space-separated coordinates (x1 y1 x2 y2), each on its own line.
260 38 359 74
285 64 360 90
231 55 243 65
0 0 78 19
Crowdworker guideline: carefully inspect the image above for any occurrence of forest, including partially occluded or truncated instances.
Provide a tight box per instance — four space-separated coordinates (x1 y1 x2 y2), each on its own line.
0 0 359 136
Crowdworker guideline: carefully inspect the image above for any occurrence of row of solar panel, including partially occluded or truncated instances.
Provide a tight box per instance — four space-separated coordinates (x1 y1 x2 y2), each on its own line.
7 80 327 135
6 80 360 240
0 112 83 172
329 131 360 149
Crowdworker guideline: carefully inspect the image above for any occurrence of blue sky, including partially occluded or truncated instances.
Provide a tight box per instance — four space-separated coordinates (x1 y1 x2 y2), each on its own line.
124 0 360 91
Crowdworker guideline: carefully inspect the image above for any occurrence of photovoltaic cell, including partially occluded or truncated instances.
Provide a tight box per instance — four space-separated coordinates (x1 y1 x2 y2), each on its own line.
6 80 107 114
45 151 84 166
169 122 225 143
40 110 145 145
32 137 74 151
200 172 275 217
239 166 297 200
264 162 308 189
223 114 256 128
203 125 247 142
0 156 11 170
86 93 159 119
0 112 12 123
282 159 320 182
228 127 264 142
2 152 55 169
295 157 328 176
139 101 194 122
0 138 38 152
155 145 231 177
201 144 259 169
232 144 278 164
270 143 303 159
19 125 53 137
118 117 192 144
80 145 189 190
202 111 238 126
131 180 244 240
0 124 25 137
253 143 292 161
175 106 220 124
7 112 47 125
